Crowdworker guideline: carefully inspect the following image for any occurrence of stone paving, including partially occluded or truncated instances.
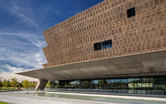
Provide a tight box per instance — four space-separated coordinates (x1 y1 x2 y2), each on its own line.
0 92 115 104
1 91 166 104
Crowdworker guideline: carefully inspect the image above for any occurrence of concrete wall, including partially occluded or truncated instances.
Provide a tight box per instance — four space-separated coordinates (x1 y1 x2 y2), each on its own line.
35 79 48 90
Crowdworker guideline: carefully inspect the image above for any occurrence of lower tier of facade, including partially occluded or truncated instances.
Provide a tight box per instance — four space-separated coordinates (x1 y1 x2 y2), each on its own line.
49 76 166 95
17 50 166 94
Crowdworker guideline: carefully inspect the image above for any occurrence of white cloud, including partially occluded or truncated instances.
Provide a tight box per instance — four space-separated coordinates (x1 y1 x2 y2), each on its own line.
28 39 46 48
0 0 47 81
0 64 38 82
0 32 47 81
0 50 46 81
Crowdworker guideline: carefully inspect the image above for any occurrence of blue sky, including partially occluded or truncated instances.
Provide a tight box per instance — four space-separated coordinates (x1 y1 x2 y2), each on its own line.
0 0 103 80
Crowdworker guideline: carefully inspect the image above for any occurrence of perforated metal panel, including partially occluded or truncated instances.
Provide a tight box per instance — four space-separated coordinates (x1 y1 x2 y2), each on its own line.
42 0 166 68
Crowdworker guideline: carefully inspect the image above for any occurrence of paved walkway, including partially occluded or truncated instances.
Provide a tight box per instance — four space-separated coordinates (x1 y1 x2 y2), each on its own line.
1 91 166 104
0 92 114 104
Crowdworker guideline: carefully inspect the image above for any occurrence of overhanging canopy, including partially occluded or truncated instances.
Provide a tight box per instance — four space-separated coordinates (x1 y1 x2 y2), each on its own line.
17 50 166 81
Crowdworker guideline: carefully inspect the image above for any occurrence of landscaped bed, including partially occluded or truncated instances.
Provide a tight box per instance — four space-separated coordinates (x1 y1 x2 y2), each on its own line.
0 101 9 104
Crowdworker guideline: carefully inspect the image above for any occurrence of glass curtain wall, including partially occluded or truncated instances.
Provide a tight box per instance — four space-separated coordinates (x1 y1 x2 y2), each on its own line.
57 77 166 95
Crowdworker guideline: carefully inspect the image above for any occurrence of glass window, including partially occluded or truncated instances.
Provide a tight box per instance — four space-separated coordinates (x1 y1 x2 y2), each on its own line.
94 42 101 50
120 79 128 89
127 7 135 18
80 80 91 89
94 39 112 51
102 39 112 49
93 80 99 89
56 77 166 95
99 80 107 89
157 77 166 91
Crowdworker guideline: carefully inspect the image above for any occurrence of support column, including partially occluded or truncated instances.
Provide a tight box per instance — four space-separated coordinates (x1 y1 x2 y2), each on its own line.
35 79 48 91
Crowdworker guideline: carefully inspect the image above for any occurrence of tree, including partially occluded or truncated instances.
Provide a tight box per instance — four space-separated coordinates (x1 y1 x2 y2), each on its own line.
46 81 55 88
2 79 10 87
17 82 23 88
54 81 59 88
0 81 2 87
99 80 107 88
80 81 90 88
10 78 18 87
46 81 51 88
30 82 37 88
22 80 30 88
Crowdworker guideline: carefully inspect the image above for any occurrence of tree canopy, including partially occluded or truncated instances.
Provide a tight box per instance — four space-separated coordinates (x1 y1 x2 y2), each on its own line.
22 80 30 88
2 80 10 87
10 78 19 87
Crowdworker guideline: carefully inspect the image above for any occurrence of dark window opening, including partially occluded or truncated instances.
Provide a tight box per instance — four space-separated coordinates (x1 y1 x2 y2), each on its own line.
102 39 112 49
94 39 112 51
94 42 101 50
127 7 135 18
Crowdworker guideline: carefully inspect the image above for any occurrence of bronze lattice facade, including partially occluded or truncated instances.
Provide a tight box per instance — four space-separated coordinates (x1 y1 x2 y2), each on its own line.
42 0 166 68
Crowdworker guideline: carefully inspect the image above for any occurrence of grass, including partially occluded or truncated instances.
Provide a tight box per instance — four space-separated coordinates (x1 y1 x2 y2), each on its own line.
0 102 9 104
0 87 23 92
0 89 17 92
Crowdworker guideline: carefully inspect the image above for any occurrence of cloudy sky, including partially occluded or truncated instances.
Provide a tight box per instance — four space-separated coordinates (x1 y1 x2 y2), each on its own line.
0 0 103 81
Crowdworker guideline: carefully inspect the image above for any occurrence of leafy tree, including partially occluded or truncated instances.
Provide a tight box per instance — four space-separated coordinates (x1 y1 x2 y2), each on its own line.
80 81 90 88
54 81 59 88
99 80 107 88
46 81 55 88
17 82 23 88
10 78 18 87
30 82 37 88
46 81 59 88
0 81 2 87
2 79 10 87
22 80 30 88
46 81 51 88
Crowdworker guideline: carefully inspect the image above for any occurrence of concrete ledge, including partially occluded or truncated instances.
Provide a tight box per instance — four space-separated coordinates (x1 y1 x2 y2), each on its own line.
46 92 166 102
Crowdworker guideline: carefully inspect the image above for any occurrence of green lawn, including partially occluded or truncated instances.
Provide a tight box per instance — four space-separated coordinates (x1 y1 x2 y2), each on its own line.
0 90 9 92
0 89 18 92
0 102 9 104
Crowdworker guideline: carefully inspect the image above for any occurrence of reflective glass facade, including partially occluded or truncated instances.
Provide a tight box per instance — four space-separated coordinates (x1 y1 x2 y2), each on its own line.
57 77 166 95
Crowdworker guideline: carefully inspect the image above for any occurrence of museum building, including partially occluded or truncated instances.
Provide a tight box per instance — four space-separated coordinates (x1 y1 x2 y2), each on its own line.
18 0 166 95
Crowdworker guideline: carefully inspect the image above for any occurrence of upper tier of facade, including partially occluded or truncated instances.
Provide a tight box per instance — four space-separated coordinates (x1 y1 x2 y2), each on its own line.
42 0 166 68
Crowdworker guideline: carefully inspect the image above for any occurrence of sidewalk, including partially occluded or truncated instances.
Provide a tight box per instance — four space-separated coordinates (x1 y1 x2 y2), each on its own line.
1 91 166 104
0 93 114 104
